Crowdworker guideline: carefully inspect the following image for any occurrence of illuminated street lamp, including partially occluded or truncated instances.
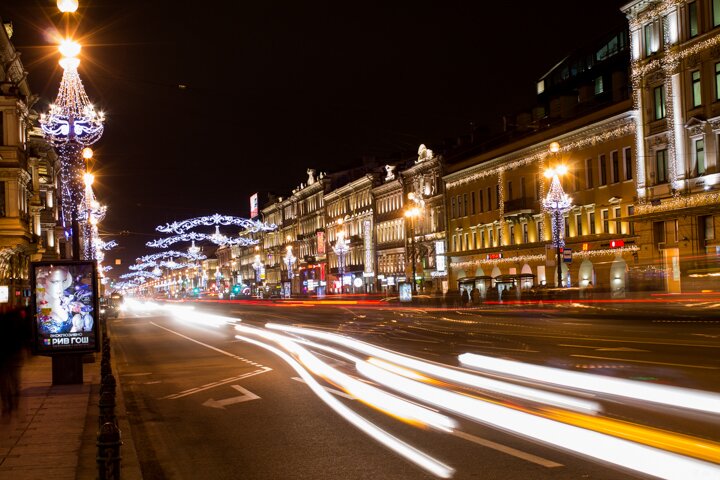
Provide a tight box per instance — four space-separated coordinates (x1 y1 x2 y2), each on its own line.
333 228 349 294
57 0 79 13
284 245 296 279
404 205 421 294
542 144 572 287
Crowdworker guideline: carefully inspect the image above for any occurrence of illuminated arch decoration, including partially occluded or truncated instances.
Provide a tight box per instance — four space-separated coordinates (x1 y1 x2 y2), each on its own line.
139 250 207 263
146 231 260 249
120 270 159 280
156 214 277 235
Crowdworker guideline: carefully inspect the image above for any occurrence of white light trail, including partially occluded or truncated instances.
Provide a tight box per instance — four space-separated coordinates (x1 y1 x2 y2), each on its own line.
357 361 720 480
233 327 455 479
265 324 599 413
459 353 720 415
235 325 457 432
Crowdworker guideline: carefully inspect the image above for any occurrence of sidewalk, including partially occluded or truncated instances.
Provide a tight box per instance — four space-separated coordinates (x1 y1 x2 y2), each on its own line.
0 350 142 480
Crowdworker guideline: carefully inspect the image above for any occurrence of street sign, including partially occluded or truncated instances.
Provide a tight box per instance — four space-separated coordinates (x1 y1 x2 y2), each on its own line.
563 248 573 263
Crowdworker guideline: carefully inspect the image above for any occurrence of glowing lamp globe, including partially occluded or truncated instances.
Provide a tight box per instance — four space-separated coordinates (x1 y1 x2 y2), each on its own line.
82 147 93 160
83 172 94 186
59 39 81 58
59 57 80 70
544 168 555 179
57 0 79 13
549 141 561 153
556 165 568 176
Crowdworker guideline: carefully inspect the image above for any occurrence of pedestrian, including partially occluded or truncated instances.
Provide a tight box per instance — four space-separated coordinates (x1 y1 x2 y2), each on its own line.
460 288 469 306
470 287 480 305
0 307 28 416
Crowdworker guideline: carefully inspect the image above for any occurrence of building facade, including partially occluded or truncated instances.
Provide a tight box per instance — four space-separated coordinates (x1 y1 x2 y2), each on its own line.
623 0 720 293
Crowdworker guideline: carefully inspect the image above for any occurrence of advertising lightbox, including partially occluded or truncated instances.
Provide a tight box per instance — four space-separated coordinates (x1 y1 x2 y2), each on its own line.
250 193 259 219
31 261 100 355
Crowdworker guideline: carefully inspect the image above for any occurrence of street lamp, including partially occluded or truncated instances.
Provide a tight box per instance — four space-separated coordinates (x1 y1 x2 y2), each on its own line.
542 150 572 288
333 229 349 294
284 245 296 279
404 206 421 294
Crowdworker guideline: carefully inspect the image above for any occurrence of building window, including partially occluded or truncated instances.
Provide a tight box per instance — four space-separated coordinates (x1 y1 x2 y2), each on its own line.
644 23 654 56
522 223 529 244
480 230 485 249
451 196 456 219
487 187 492 212
689 1 699 37
586 158 594 188
602 209 609 233
623 147 633 180
615 207 622 234
464 233 469 251
478 190 484 212
611 151 620 183
695 138 706 176
509 225 515 245
654 85 666 120
0 182 5 217
714 0 720 27
507 181 513 201
628 205 635 235
576 213 583 236
520 176 526 199
716 63 720 100
452 235 457 252
489 229 494 247
495 185 500 209
599 154 608 186
0 111 4 146
589 212 596 235
537 220 544 242
573 171 580 192
535 174 540 200
564 215 570 239
470 191 476 214
674 220 679 243
700 215 715 245
472 230 477 249
594 76 604 95
692 71 702 107
656 149 669 184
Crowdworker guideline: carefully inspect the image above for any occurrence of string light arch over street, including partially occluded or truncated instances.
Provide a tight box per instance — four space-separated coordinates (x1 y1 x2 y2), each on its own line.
155 214 277 235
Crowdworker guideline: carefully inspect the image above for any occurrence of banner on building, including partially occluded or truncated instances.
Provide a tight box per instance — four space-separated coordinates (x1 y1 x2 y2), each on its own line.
363 219 374 277
30 260 100 355
317 230 326 255
250 193 259 219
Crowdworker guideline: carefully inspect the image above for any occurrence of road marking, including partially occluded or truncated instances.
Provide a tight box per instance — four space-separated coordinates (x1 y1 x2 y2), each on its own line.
163 369 270 399
203 385 260 409
291 377 355 399
472 345 539 353
151 321 271 368
122 372 153 377
570 355 719 370
452 430 563 468
559 344 649 352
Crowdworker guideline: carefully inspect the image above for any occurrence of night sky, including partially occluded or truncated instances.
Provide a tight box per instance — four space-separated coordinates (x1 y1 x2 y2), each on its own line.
2 1 628 275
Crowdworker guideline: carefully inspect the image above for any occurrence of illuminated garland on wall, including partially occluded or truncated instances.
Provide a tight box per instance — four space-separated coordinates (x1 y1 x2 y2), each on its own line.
120 270 159 280
450 245 639 271
635 189 720 215
445 123 635 190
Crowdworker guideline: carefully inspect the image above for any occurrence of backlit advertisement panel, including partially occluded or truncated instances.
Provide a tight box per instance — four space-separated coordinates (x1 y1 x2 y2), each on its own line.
250 193 259 219
31 261 99 355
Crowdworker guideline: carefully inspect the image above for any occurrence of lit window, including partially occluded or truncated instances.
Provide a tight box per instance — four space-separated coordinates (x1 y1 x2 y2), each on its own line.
714 0 720 27
576 213 583 236
654 85 666 120
689 2 699 37
537 80 545 94
692 71 702 107
615 207 622 234
594 76 604 95
589 212 596 235
695 139 706 176
602 210 609 233
656 149 669 184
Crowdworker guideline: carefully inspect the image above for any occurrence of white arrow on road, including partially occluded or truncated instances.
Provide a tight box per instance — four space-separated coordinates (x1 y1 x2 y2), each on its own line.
203 385 260 409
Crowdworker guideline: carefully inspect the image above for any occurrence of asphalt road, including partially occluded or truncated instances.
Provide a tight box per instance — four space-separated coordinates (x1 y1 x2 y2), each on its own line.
109 300 720 480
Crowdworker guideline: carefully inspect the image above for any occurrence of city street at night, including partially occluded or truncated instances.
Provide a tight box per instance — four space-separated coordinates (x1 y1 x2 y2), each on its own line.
108 298 720 479
2 1 720 479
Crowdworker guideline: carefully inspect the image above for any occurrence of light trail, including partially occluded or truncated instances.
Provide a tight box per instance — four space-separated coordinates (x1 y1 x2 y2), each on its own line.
232 327 455 479
458 353 720 415
265 323 600 414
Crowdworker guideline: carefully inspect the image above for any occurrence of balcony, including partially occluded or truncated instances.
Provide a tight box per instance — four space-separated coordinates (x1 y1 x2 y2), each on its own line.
503 197 537 216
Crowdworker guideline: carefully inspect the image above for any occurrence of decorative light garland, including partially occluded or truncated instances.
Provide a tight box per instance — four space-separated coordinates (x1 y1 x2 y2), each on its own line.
138 250 207 262
146 231 260 248
156 214 277 234
119 270 159 280
450 245 639 270
445 122 635 190
635 190 720 215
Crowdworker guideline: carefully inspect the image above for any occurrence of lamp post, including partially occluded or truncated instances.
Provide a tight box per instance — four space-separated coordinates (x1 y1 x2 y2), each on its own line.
404 206 421 294
333 230 349 294
542 143 572 288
